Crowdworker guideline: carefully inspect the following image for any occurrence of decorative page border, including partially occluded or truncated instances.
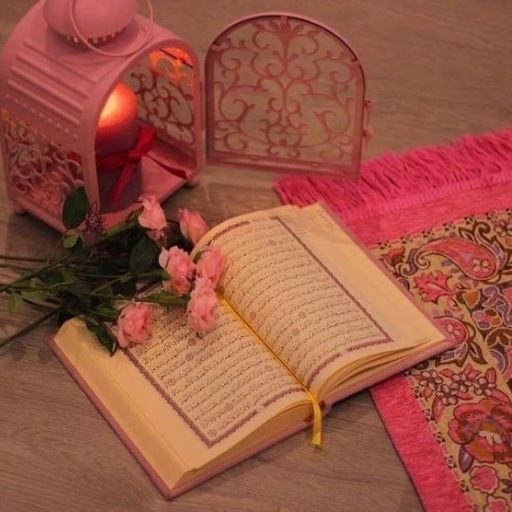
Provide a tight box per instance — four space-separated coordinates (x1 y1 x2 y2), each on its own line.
274 216 392 387
126 216 305 448
125 343 304 448
125 211 392 446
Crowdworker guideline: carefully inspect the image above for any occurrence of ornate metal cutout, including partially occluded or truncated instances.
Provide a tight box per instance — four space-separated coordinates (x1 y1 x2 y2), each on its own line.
127 49 197 166
205 14 370 176
1 110 84 218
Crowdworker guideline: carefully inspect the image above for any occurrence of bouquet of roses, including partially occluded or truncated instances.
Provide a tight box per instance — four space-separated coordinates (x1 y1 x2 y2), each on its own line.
0 188 224 353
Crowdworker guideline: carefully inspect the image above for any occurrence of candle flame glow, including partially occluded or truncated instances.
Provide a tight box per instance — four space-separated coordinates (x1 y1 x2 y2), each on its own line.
98 83 138 129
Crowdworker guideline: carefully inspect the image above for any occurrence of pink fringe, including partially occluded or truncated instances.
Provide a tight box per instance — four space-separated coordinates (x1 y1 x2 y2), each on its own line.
349 179 512 247
274 129 512 221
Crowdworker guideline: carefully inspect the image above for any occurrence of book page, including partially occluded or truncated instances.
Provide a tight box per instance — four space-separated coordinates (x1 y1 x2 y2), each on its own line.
195 205 445 398
127 304 307 450
52 302 310 476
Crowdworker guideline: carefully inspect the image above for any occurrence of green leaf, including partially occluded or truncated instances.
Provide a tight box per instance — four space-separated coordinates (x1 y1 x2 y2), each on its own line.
129 236 159 275
60 267 77 283
71 236 83 253
99 283 114 296
62 187 89 229
93 305 120 321
35 270 61 286
63 233 80 249
126 209 141 223
22 290 51 302
113 279 137 298
85 319 118 355
59 268 90 295
120 273 133 283
21 290 55 308
7 293 23 314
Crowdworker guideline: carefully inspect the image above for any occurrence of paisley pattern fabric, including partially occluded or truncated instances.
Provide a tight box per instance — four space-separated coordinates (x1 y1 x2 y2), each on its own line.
375 210 512 511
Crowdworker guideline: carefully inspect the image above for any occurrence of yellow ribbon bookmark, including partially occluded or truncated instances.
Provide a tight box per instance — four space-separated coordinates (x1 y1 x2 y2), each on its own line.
219 295 323 449
309 394 322 449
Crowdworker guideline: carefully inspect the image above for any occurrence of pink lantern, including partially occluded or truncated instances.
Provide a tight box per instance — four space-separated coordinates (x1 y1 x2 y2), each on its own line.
0 1 372 231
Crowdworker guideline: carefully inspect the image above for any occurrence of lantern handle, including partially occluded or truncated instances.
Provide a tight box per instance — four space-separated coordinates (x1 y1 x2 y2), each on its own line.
69 0 155 57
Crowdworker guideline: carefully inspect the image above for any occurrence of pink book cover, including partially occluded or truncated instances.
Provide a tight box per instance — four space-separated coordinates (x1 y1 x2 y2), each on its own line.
46 205 456 499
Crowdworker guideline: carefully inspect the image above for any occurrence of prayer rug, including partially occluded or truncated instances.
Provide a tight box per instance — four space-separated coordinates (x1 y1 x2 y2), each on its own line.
275 130 512 512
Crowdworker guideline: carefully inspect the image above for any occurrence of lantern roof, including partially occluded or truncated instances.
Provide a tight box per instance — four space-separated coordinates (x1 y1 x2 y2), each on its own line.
0 1 195 157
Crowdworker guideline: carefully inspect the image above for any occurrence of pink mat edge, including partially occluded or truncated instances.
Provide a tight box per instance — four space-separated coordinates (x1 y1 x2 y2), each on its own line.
371 378 472 512
275 128 512 512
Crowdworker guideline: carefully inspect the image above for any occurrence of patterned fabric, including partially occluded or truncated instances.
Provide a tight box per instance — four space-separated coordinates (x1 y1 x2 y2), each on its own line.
375 210 512 511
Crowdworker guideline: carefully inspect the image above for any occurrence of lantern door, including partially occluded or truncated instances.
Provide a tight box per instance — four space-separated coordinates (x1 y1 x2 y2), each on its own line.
204 13 371 178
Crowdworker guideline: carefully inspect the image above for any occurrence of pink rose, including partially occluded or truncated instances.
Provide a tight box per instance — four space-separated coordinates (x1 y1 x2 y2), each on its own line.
139 196 167 232
470 466 499 494
178 208 209 245
196 245 225 288
187 277 217 335
116 302 153 348
484 496 510 512
159 246 195 296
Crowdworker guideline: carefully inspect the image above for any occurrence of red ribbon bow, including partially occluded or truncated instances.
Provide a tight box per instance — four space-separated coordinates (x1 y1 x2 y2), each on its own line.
96 125 156 205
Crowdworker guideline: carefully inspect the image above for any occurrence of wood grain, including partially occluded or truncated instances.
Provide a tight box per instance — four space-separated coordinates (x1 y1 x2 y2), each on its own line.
1 1 511 510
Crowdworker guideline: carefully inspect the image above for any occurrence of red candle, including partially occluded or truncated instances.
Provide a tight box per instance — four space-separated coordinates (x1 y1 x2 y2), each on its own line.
96 83 141 212
96 83 139 155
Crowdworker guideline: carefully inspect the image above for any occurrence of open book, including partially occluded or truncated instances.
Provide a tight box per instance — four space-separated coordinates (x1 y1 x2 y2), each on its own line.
48 203 453 499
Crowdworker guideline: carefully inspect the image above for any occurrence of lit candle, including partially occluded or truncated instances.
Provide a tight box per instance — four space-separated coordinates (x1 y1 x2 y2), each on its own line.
96 83 139 155
96 83 141 212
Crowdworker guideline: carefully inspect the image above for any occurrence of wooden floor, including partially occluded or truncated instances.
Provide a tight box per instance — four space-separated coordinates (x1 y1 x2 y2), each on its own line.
1 1 511 511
